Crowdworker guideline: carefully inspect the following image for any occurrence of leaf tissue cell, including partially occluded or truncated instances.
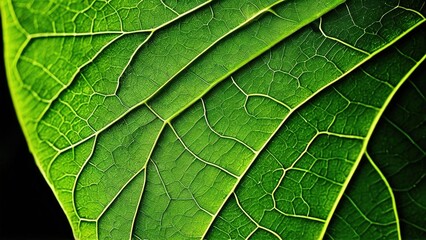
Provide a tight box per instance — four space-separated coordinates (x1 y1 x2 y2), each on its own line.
1 0 425 239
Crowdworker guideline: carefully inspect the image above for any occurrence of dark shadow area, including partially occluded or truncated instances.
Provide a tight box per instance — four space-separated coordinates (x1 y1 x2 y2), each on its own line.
0 14 73 240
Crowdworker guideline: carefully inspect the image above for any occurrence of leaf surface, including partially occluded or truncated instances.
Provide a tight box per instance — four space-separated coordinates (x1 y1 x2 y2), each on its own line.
1 0 425 239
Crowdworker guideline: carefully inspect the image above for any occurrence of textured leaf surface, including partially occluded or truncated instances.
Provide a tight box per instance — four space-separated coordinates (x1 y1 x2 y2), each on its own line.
2 0 425 239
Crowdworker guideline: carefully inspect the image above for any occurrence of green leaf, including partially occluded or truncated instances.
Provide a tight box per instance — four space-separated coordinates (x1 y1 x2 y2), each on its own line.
2 0 425 239
326 53 426 239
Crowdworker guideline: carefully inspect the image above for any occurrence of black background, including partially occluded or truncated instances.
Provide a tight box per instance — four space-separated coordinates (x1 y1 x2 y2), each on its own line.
0 15 73 240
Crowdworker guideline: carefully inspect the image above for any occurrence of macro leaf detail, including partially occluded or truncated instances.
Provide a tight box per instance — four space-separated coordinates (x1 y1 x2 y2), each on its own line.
1 0 425 239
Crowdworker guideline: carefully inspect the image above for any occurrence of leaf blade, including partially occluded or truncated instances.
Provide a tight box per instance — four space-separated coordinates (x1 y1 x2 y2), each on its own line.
2 0 425 239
